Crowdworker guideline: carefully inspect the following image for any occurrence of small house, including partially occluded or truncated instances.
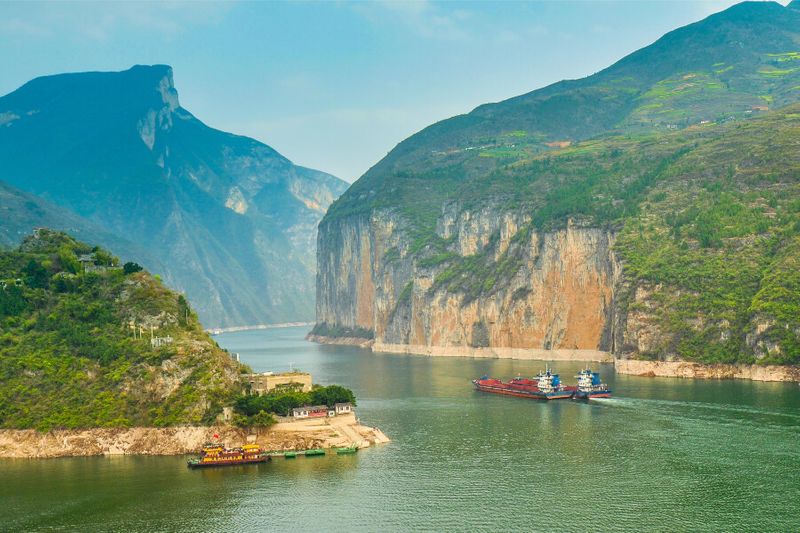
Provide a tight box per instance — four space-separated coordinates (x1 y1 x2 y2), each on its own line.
292 405 328 419
308 405 328 418
292 407 309 419
335 402 353 415
78 254 96 272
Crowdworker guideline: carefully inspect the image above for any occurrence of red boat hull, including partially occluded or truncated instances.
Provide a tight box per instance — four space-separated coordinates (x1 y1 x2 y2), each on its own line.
188 456 270 469
473 381 575 400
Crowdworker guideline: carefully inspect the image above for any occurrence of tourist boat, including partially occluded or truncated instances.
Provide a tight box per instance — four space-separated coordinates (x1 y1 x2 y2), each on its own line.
472 367 576 400
572 369 612 399
187 442 270 468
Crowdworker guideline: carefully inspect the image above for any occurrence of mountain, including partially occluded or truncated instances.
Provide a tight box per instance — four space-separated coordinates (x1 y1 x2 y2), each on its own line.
0 65 348 327
0 230 243 430
354 1 800 183
0 179 165 271
314 1 800 366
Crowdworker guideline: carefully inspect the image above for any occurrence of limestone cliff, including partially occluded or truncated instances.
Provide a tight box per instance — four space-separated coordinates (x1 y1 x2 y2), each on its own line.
315 206 619 360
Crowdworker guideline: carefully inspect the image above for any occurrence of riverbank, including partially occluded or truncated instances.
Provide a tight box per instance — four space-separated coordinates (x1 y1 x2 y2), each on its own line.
373 342 614 362
308 335 612 362
209 322 314 334
309 335 799 381
615 359 800 382
0 413 389 459
305 333 374 349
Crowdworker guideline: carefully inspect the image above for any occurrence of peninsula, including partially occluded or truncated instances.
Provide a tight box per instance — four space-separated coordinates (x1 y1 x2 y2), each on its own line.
0 230 387 458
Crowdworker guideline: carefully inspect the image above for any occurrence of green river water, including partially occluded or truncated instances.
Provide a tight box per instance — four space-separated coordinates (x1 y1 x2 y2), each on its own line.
2 326 799 532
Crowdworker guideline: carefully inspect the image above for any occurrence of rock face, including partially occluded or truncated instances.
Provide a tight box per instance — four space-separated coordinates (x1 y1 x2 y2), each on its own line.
0 65 348 327
615 359 800 382
316 208 619 358
0 414 390 458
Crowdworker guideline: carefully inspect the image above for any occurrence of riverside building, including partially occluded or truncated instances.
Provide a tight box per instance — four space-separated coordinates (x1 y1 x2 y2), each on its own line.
245 371 312 395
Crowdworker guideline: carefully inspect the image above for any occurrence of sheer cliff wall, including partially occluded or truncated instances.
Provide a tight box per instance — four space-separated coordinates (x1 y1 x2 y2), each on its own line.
315 206 621 360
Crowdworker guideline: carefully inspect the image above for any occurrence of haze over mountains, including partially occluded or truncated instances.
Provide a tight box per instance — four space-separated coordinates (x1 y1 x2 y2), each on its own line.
316 1 800 365
0 65 347 327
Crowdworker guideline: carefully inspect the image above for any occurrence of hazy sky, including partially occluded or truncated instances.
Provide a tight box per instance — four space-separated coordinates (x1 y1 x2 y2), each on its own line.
0 1 775 182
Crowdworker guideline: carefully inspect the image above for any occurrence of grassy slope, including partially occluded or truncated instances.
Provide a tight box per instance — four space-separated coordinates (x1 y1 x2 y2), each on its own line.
327 1 800 228
0 230 245 431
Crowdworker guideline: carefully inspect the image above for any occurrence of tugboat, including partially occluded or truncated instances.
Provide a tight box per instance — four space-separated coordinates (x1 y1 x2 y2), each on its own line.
187 442 270 468
572 369 612 399
531 368 577 400
472 367 576 400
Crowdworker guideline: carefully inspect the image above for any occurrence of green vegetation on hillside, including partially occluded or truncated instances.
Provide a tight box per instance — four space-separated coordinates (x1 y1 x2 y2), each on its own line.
0 230 244 431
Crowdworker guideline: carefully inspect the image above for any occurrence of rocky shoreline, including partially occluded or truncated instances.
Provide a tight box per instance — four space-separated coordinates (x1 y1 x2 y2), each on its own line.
372 342 613 362
308 334 612 361
310 335 799 382
0 413 389 459
306 334 374 349
614 359 800 382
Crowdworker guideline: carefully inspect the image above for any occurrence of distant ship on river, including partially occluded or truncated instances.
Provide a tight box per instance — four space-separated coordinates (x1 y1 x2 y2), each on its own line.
472 367 611 400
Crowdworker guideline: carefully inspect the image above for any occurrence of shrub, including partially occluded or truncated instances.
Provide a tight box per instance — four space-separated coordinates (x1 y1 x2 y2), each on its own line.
123 262 144 275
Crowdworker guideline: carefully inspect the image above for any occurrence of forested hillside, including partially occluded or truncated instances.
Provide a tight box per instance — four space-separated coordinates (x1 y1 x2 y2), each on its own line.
0 230 244 430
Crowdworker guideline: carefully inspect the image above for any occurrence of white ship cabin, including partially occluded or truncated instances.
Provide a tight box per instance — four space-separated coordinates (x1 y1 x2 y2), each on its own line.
335 402 353 415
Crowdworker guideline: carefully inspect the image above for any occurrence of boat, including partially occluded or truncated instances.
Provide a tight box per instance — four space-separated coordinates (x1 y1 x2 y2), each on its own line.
304 448 326 456
335 445 358 455
472 367 576 400
284 451 297 459
573 369 612 399
187 442 270 468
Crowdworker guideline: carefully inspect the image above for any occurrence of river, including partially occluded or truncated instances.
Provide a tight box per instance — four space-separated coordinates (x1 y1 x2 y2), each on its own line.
2 326 798 531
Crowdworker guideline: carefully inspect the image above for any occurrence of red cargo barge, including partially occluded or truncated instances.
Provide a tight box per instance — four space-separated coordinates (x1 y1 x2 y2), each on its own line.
472 368 576 400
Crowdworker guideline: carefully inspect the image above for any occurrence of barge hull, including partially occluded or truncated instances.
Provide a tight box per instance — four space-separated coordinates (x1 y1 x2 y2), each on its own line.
473 383 574 400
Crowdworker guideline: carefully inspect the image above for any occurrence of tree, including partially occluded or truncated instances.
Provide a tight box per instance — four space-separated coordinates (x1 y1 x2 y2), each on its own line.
93 250 118 267
123 262 143 275
310 385 357 407
251 410 277 427
22 259 49 289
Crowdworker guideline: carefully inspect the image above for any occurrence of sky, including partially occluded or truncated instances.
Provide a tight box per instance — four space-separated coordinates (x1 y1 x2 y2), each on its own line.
0 0 781 182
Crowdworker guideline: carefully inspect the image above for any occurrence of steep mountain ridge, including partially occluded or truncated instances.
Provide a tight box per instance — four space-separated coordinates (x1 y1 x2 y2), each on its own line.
345 1 800 190
315 1 800 367
0 65 348 327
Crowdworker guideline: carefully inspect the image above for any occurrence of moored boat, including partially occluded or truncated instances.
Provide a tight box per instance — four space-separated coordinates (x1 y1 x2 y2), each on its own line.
187 442 270 468
472 367 576 400
573 369 612 399
335 445 358 455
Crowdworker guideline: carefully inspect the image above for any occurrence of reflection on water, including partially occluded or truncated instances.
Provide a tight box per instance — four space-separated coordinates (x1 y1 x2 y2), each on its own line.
2 326 798 532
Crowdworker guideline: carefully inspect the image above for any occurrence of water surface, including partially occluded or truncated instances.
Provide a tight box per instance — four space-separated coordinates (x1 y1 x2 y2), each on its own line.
3 326 798 532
